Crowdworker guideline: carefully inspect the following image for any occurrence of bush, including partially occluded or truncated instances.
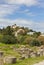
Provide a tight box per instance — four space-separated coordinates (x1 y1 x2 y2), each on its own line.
38 36 44 45
30 39 41 46
0 35 17 44
23 37 33 44
0 34 3 42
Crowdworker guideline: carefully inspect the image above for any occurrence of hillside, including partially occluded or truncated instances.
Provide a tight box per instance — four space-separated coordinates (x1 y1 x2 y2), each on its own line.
0 24 44 65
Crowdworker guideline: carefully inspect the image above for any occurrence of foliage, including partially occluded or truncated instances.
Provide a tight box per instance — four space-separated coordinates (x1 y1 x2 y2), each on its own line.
30 39 41 46
0 25 43 46
38 36 44 45
0 34 3 42
33 32 41 38
23 36 33 44
0 35 17 44
2 26 13 35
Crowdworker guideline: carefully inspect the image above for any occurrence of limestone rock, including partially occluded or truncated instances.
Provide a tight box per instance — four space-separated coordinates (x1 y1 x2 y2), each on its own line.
4 56 17 64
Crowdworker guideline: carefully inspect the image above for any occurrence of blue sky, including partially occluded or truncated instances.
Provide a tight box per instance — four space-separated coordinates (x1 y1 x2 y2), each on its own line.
0 0 44 32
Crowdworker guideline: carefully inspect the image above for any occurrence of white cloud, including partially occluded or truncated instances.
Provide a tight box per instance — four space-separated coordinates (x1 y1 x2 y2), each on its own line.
0 18 31 26
0 0 44 33
39 2 44 8
5 0 39 6
0 4 35 18
0 18 44 32
18 9 30 13
17 9 35 16
4 0 44 8
0 4 19 17
0 0 43 18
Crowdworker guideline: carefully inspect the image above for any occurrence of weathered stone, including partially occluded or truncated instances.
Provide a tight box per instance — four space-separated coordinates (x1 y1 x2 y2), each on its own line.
0 51 4 58
36 51 40 57
40 50 43 56
21 54 30 59
30 52 36 57
4 56 17 64
37 48 44 56
18 47 32 55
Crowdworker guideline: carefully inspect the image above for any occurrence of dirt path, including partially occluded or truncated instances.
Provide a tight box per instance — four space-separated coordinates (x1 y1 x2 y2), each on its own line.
34 60 44 65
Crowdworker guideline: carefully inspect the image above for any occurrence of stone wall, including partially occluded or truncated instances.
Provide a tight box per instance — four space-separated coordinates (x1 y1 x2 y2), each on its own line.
0 46 44 64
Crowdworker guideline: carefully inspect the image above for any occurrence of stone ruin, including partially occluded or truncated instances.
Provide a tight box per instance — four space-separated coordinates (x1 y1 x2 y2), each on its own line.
37 46 44 56
13 45 44 59
0 46 44 64
4 56 17 64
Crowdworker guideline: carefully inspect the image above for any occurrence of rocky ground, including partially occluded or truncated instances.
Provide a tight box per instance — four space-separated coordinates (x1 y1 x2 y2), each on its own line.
0 43 44 65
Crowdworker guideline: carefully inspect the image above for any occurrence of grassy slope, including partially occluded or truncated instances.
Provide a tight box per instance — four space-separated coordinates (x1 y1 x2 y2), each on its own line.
0 43 44 65
4 56 44 65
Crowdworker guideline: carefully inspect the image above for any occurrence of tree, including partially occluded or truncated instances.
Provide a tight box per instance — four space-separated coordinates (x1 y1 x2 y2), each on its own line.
1 35 17 44
23 37 33 44
38 36 44 45
5 26 13 35
33 32 41 38
30 39 41 46
2 26 13 35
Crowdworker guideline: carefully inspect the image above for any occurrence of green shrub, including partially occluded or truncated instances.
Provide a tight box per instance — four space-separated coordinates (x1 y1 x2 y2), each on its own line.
30 39 41 46
0 35 17 44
